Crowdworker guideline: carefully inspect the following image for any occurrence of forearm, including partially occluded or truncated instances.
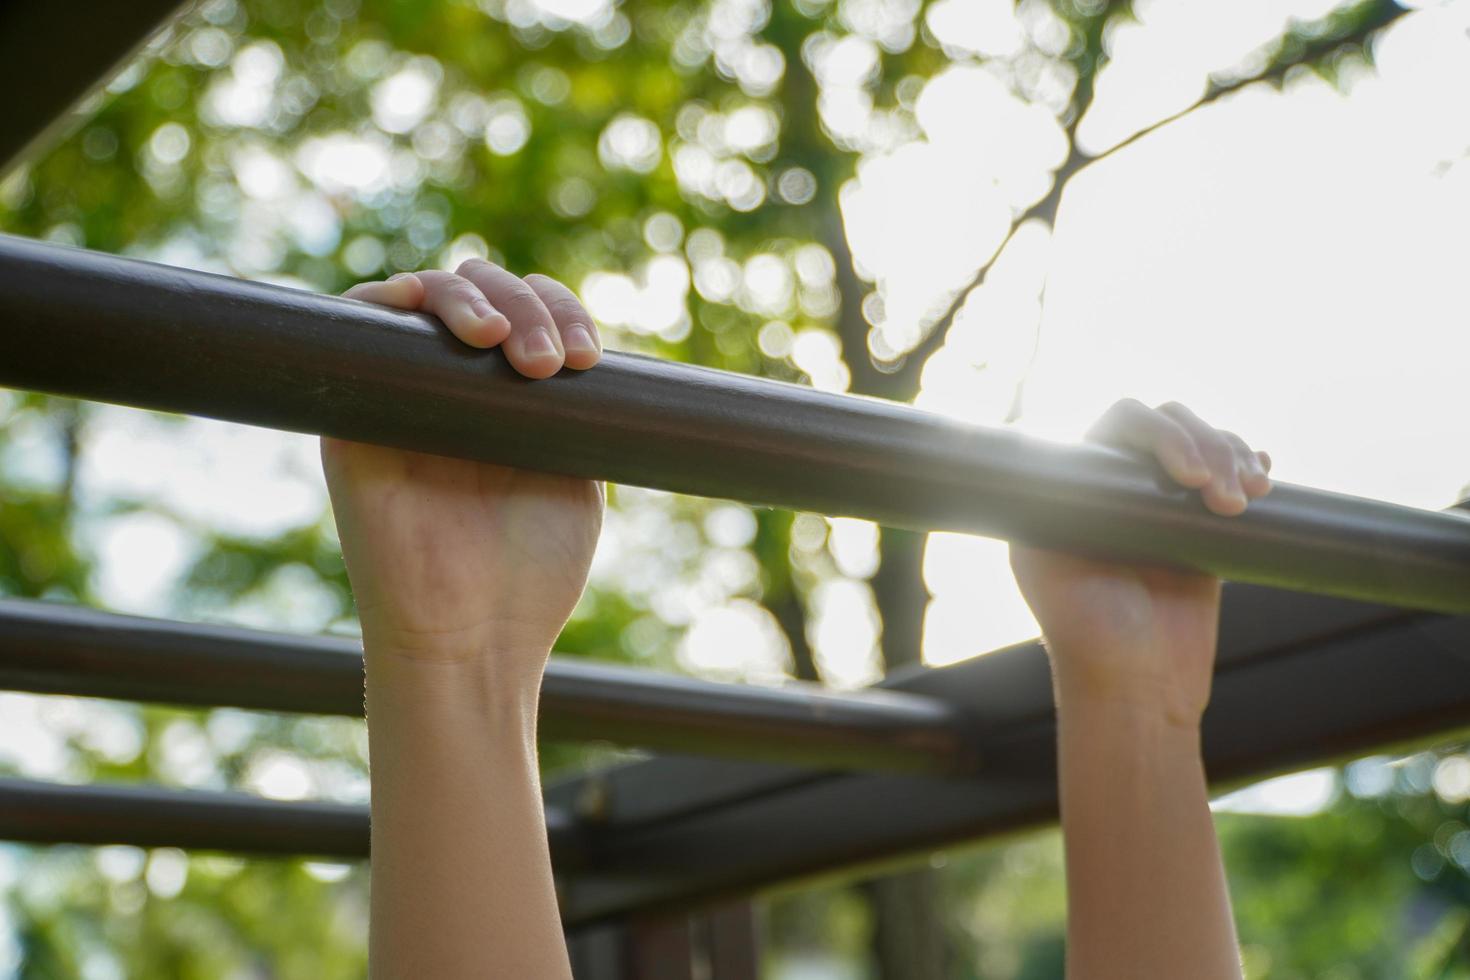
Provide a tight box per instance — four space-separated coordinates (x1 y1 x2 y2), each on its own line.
1055 683 1241 980
365 647 571 980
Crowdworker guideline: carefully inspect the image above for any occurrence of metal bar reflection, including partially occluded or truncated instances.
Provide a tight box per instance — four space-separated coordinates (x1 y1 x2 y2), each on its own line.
3 235 1468 613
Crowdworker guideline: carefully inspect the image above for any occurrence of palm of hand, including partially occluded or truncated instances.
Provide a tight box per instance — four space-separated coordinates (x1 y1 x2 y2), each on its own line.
323 437 603 663
321 264 607 669
1011 545 1222 726
1009 400 1271 727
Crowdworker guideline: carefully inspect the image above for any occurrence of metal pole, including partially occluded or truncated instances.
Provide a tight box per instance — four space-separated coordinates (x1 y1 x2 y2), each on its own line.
3 234 1470 613
0 777 370 858
0 776 584 863
4 594 1468 926
0 599 969 775
0 0 189 169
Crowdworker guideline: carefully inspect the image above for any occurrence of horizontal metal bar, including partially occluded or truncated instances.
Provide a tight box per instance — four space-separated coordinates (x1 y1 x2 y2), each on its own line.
7 590 1468 927
0 778 369 858
1 235 1468 613
0 777 583 863
0 599 968 775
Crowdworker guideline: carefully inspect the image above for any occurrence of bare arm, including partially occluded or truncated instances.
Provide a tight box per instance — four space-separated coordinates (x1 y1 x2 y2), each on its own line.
323 265 604 979
363 650 565 978
1013 399 1271 980
1052 678 1238 979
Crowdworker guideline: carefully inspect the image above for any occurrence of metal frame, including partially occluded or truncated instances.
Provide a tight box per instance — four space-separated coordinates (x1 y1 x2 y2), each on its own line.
0 599 966 774
3 235 1470 615
3 586 1469 929
550 590 1470 924
0 0 191 169
0 239 1469 954
5 2 1467 975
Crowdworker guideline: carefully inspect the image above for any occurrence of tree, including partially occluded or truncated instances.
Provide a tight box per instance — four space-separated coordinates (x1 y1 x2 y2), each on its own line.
1 0 1460 976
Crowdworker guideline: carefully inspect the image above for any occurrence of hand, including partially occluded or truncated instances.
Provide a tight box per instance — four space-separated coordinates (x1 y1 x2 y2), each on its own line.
1010 400 1272 727
321 261 605 680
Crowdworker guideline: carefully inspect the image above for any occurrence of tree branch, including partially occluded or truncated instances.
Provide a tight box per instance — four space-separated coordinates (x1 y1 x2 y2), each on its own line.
912 0 1410 371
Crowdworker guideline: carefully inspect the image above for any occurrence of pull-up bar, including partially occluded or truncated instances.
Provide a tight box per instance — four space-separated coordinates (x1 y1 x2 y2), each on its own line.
2 234 1470 614
0 599 967 774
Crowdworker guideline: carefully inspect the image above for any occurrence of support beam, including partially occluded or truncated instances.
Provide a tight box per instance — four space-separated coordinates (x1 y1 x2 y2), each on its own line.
550 590 1469 923
0 776 585 864
2 235 1470 614
0 1 189 170
0 777 371 858
0 599 968 775
565 902 760 979
1 590 1468 926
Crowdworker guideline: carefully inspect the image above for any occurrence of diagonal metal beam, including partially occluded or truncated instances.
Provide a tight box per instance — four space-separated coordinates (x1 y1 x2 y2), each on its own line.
2 235 1470 614
3 588 1466 928
0 0 191 171
550 591 1470 924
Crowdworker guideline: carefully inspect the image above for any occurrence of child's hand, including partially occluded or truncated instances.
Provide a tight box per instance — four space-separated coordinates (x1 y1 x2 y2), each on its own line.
1010 400 1272 728
321 261 605 681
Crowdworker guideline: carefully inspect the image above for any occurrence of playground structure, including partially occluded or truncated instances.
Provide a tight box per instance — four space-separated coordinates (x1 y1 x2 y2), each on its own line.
2 1 1469 975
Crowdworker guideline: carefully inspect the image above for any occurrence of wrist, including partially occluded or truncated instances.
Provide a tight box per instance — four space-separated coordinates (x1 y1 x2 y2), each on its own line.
361 612 555 674
365 638 548 721
1055 689 1206 772
1051 661 1207 735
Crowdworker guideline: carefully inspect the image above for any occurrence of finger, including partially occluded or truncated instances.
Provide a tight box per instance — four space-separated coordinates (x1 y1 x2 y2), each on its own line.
1222 431 1272 499
457 259 565 379
1156 402 1247 516
524 274 602 371
413 271 511 349
1086 399 1210 489
1256 450 1272 474
343 273 425 310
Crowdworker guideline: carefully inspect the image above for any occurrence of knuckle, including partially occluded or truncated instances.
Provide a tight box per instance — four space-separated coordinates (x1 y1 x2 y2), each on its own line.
1199 431 1234 461
1161 430 1195 456
548 294 591 324
497 280 553 323
497 276 538 305
525 272 582 302
443 276 483 302
1106 397 1146 421
1222 431 1252 454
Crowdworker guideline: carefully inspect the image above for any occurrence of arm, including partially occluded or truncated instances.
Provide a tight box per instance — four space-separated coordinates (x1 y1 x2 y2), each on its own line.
322 263 604 979
1012 399 1272 980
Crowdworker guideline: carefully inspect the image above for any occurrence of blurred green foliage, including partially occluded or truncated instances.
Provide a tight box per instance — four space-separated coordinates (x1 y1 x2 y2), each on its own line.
2 0 1466 977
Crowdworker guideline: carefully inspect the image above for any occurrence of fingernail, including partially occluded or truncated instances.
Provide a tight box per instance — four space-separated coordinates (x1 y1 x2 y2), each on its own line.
524 329 557 358
564 325 598 354
470 297 495 319
388 272 414 282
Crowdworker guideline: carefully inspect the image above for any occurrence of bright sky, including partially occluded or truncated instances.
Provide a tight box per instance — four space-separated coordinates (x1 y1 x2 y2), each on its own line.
5 0 1470 827
911 0 1470 665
